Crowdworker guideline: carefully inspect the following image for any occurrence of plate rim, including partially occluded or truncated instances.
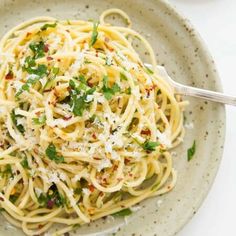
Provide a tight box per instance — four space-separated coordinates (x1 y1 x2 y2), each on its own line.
160 0 226 235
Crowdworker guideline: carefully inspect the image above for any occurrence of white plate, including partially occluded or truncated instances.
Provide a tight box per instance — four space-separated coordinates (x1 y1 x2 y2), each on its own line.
0 0 225 235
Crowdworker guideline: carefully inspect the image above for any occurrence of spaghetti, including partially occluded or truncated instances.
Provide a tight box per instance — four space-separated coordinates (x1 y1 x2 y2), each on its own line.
0 9 187 236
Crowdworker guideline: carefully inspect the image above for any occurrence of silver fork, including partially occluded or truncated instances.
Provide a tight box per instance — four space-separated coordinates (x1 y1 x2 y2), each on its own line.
145 64 236 106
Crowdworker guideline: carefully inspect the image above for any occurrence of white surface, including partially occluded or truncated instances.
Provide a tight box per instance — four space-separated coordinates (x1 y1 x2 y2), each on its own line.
169 1 236 236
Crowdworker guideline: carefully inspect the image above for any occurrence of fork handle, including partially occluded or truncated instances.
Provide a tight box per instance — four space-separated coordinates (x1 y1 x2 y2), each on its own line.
174 84 236 106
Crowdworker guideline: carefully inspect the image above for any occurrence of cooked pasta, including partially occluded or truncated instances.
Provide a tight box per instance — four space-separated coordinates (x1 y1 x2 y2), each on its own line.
0 9 187 236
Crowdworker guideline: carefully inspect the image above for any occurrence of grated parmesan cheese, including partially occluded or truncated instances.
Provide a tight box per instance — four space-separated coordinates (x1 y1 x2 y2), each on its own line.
34 187 43 197
156 129 171 148
96 158 112 172
82 188 91 196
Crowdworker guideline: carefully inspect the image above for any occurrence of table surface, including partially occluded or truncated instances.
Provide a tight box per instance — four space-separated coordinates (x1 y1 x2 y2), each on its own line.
169 0 236 236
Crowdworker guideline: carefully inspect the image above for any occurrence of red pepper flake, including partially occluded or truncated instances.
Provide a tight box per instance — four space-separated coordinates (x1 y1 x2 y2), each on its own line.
95 51 98 57
0 197 4 201
44 89 53 93
35 111 41 116
113 165 118 171
93 157 101 160
141 129 151 136
34 148 39 154
5 72 13 80
99 192 104 197
38 224 44 229
63 115 72 121
57 58 61 62
160 144 165 149
44 44 49 53
145 88 150 97
87 79 93 87
88 185 95 192
47 199 55 209
124 159 130 165
128 173 133 177
92 133 97 139
47 56 53 61
26 32 32 37
117 177 123 182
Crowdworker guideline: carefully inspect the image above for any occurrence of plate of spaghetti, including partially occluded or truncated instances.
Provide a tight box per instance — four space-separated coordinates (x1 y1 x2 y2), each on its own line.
0 1 225 236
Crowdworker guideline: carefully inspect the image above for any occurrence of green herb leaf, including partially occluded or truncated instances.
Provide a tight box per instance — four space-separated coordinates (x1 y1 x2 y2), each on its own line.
90 22 99 46
32 115 46 125
187 140 196 161
42 67 59 92
9 194 19 203
40 22 57 31
74 188 82 195
120 73 128 81
73 224 81 229
20 157 30 169
112 208 132 217
10 109 25 134
29 41 46 59
102 75 121 100
69 78 95 116
145 66 154 74
16 74 41 97
0 164 13 177
142 141 159 152
37 185 66 208
78 75 87 84
125 87 131 95
46 143 64 164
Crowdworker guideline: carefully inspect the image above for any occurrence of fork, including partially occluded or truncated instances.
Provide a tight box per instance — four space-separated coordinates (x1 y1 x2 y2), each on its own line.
145 64 236 106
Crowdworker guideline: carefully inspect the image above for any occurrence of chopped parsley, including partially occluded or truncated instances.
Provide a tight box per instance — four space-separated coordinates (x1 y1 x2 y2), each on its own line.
17 56 47 96
40 22 57 31
29 41 46 59
142 141 159 152
120 73 128 81
102 75 121 100
112 208 132 217
37 185 66 208
42 67 60 91
9 194 19 203
74 188 82 195
20 157 30 169
90 22 99 46
16 74 41 97
46 143 64 164
0 164 13 177
32 115 46 125
125 87 131 95
23 57 47 76
145 66 154 74
187 140 196 161
69 78 95 116
10 109 25 134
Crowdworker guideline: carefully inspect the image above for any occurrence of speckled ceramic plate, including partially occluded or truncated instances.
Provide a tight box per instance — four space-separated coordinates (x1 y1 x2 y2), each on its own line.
0 0 225 235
